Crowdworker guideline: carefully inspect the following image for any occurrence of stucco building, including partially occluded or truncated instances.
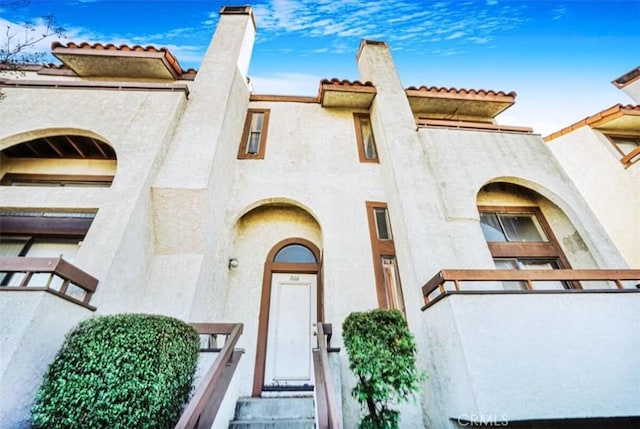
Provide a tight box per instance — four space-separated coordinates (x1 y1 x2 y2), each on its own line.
1 6 638 429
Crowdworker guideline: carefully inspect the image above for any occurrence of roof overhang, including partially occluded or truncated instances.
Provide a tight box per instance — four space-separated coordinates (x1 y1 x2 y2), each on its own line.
406 87 516 121
52 42 183 80
544 104 640 141
590 105 640 135
319 79 376 109
612 66 640 89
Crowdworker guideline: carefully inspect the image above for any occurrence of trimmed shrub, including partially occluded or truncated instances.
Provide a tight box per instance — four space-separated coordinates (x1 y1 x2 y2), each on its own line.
31 313 200 429
343 309 425 429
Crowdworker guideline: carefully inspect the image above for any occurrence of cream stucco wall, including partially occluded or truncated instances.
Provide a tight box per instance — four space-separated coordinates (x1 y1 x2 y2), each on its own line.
421 293 640 427
547 127 640 268
0 86 188 313
619 77 640 103
1 9 638 429
0 293 94 429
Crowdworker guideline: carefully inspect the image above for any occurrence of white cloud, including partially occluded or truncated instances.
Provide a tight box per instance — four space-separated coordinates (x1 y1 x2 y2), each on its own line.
249 72 322 96
446 31 466 40
0 17 65 63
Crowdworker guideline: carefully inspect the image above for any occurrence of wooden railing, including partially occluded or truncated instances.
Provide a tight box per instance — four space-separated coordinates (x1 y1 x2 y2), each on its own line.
0 256 98 309
417 118 534 134
175 323 244 429
422 269 640 310
313 323 342 429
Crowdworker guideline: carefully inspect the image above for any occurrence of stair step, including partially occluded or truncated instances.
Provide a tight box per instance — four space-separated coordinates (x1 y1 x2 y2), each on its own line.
232 397 315 421
228 418 315 429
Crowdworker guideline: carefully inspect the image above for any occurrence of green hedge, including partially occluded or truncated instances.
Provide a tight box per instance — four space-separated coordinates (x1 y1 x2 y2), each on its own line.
343 309 425 429
31 313 200 429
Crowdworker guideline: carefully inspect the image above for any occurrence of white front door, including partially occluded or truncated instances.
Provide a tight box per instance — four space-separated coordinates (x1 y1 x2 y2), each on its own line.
264 273 317 389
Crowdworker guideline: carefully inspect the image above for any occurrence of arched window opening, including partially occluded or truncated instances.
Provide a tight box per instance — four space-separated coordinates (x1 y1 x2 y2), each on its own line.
1 134 116 187
273 244 316 263
477 182 574 290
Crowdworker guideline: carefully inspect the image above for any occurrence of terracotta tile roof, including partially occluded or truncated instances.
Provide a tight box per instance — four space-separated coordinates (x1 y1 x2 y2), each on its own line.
612 66 640 89
318 78 376 108
406 85 517 99
51 41 195 79
37 63 77 76
320 78 374 88
544 104 640 141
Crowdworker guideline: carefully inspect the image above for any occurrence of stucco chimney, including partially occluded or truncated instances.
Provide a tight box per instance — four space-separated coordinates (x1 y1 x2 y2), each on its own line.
193 5 256 89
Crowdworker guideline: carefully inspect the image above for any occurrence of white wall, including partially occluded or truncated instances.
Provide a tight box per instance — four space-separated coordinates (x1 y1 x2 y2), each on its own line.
0 292 94 428
421 293 640 425
547 127 640 268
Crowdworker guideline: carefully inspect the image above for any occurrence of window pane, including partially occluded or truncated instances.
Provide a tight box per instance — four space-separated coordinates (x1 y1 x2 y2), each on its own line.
245 112 264 155
493 258 527 290
0 237 30 285
610 136 640 155
360 117 377 160
24 240 81 288
374 208 392 240
247 132 261 154
0 237 29 256
382 256 405 313
273 244 316 263
519 259 567 290
250 112 264 132
499 214 547 242
479 213 506 242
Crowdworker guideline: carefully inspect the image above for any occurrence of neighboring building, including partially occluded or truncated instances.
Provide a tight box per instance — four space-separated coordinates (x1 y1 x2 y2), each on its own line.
545 67 640 268
1 6 638 429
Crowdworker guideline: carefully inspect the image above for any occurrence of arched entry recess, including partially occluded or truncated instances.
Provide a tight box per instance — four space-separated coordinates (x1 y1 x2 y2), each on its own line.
252 237 322 397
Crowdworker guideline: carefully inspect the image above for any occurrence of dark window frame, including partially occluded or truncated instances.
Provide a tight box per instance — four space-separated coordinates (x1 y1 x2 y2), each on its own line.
604 134 640 168
365 201 405 312
237 109 271 160
478 205 577 288
354 113 379 163
1 173 114 187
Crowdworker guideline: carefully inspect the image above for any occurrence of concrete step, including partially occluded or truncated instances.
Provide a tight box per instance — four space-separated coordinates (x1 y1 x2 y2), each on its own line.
229 397 315 428
228 418 315 429
232 397 315 420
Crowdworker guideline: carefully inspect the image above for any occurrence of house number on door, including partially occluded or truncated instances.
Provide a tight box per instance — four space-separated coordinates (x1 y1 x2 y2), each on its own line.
290 275 299 281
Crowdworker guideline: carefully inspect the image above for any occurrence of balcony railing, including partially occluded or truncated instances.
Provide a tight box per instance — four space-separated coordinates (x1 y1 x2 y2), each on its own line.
175 323 244 429
0 256 98 309
422 269 640 310
313 323 342 429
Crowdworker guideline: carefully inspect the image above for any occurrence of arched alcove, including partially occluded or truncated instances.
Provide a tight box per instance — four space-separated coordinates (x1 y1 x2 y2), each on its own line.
476 181 599 288
0 131 117 187
225 200 324 397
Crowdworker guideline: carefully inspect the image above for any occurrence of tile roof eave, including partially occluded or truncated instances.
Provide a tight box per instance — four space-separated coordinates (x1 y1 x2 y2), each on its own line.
51 41 191 78
543 104 640 142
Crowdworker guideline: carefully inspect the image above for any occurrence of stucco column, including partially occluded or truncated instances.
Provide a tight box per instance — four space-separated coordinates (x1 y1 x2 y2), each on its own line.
152 7 255 255
356 39 447 294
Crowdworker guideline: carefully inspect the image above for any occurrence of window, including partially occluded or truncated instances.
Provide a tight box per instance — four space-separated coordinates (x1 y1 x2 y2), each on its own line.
0 212 94 286
354 113 378 162
366 202 405 313
479 206 574 290
479 212 548 242
238 109 270 159
0 134 117 186
273 244 317 263
606 135 640 167
373 207 392 240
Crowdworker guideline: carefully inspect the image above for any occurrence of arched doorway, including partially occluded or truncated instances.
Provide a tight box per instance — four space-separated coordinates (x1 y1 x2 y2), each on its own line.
252 237 322 396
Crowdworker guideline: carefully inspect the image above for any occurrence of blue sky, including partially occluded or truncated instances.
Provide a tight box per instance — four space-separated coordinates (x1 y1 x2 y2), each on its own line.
2 0 639 135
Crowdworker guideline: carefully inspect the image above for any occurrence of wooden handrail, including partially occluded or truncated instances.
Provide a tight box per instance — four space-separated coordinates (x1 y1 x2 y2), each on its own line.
422 269 640 310
417 118 534 134
313 323 342 429
0 256 98 306
175 323 244 429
